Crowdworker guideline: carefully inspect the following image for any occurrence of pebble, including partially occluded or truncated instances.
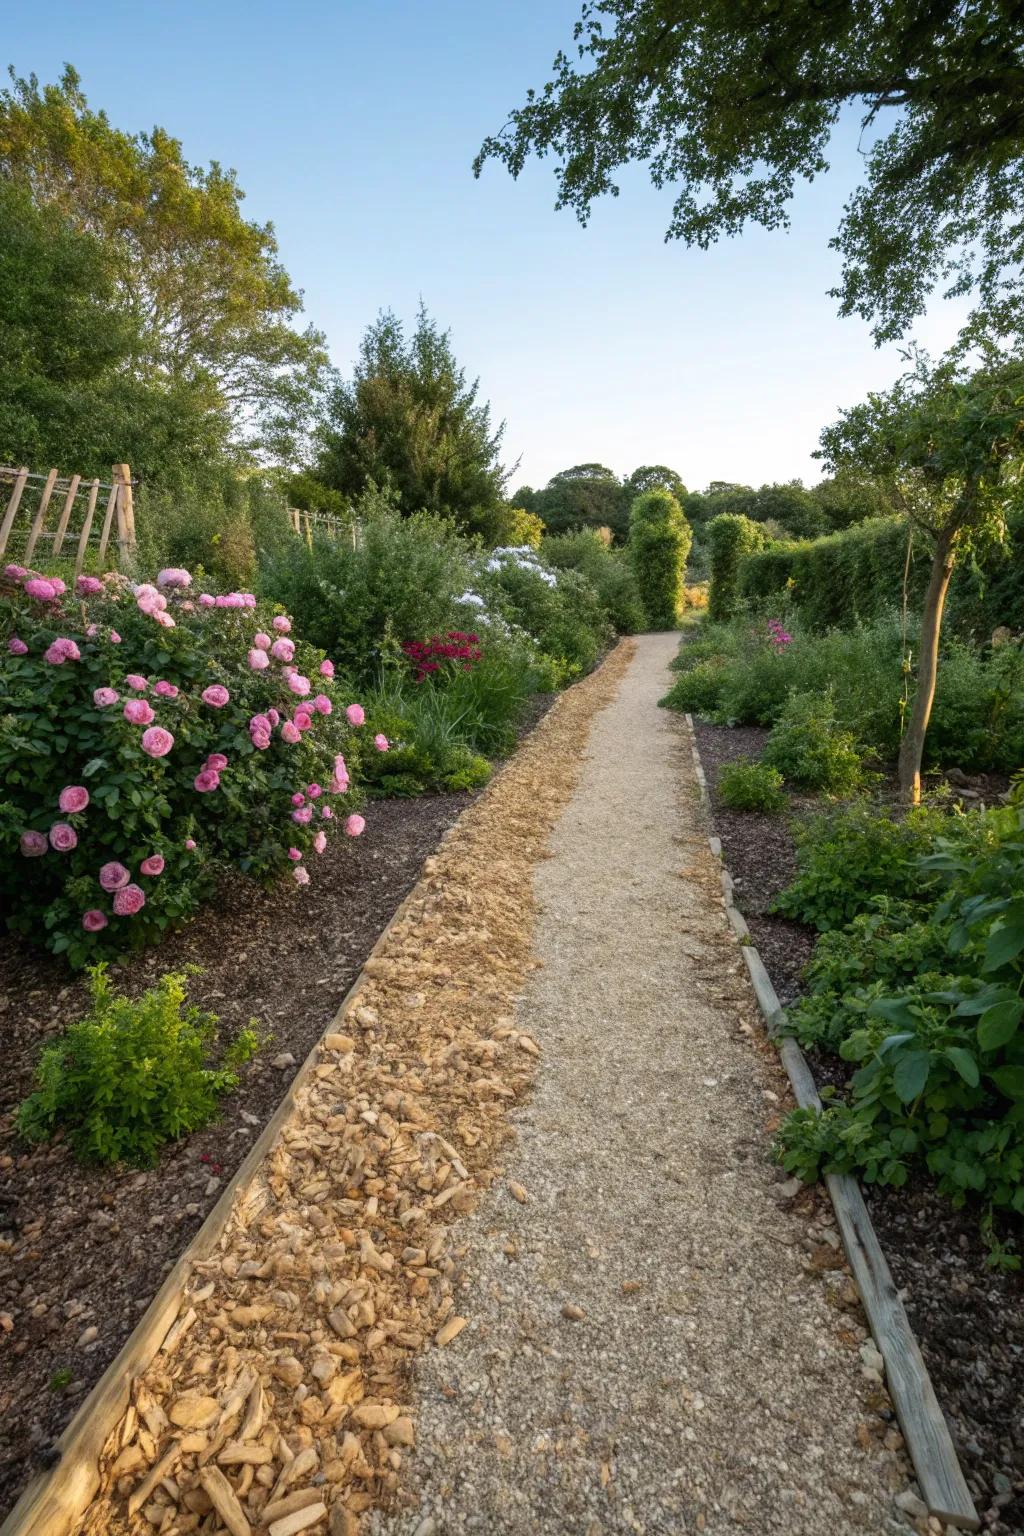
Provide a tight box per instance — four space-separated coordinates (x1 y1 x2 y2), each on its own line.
76 1325 98 1347
272 1052 297 1070
894 1489 928 1520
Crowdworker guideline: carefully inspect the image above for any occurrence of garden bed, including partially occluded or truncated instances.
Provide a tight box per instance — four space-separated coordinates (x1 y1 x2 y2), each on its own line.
0 788 478 1522
694 717 1024 1535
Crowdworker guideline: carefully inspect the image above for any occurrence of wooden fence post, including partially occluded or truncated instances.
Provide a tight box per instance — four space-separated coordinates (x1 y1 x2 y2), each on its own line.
0 468 30 558
52 474 82 556
74 480 101 577
113 464 135 562
23 468 59 565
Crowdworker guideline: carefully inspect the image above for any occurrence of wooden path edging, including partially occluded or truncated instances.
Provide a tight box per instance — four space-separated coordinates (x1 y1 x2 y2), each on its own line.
682 713 979 1532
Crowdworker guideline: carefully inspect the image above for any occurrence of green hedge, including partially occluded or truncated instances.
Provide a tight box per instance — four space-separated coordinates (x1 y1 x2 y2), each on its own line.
707 513 767 621
628 489 692 629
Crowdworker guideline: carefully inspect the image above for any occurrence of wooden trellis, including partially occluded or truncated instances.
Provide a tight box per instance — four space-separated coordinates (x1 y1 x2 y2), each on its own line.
287 505 359 549
0 463 136 575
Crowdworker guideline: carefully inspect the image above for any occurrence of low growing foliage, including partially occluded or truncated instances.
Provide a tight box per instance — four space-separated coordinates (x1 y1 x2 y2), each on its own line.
716 757 786 813
762 690 864 794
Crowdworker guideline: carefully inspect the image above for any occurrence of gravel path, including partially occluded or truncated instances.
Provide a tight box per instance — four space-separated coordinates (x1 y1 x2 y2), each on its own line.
372 633 912 1536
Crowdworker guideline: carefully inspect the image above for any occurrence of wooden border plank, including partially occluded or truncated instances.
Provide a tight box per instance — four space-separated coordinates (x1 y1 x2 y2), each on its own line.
681 712 979 1531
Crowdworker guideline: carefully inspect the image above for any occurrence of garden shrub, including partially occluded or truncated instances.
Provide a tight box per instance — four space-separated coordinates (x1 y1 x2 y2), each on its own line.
716 758 786 813
659 657 731 714
490 505 545 549
481 547 612 679
1 563 366 965
706 513 767 621
16 964 261 1166
762 690 864 793
628 488 692 629
542 530 645 633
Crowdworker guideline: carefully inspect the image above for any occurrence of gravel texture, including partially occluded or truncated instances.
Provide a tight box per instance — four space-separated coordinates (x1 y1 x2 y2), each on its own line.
372 634 911 1536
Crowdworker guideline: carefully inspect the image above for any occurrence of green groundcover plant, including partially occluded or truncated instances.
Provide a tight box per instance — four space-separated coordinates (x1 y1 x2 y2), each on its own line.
716 758 786 813
762 690 863 795
17 964 261 1165
1 561 375 965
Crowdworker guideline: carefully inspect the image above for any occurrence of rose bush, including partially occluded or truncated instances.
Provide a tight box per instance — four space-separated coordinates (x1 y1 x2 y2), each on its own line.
0 564 369 964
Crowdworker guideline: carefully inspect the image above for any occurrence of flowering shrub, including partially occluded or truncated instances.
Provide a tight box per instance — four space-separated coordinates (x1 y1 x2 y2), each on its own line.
402 631 483 683
0 563 369 964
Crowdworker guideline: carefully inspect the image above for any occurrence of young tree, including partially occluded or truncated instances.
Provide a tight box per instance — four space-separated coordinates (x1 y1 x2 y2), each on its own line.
535 463 627 539
0 66 328 461
623 464 687 503
315 306 511 538
476 1 1024 346
819 355 1024 803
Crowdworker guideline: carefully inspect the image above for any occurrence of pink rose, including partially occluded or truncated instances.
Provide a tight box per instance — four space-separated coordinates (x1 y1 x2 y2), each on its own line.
154 680 179 698
25 578 58 601
4 563 27 580
113 883 146 917
374 734 390 752
242 594 256 607
82 909 108 932
291 792 305 806
281 721 301 744
93 687 120 708
268 708 280 727
346 704 365 727
85 624 98 637
49 821 78 852
199 593 215 608
157 567 191 588
254 632 272 649
288 673 311 697
20 830 48 858
273 615 292 633
141 726 175 758
59 785 90 814
333 754 348 781
201 685 230 708
125 674 148 691
8 636 28 655
140 855 165 877
294 710 313 731
248 648 270 671
270 637 295 663
44 637 81 665
193 769 220 793
292 806 313 824
250 713 271 734
134 583 162 605
313 694 332 715
251 730 271 750
109 630 121 644
319 659 335 678
321 805 334 820
282 664 296 678
287 847 302 861
153 610 176 629
345 814 365 838
313 830 327 854
99 861 130 891
205 753 229 772
293 865 310 886
124 698 155 725
184 838 197 851
76 575 103 595
307 783 322 798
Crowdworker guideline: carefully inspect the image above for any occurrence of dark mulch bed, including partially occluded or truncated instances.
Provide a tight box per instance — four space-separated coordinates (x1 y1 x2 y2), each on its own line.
0 788 475 1520
692 715 1024 1533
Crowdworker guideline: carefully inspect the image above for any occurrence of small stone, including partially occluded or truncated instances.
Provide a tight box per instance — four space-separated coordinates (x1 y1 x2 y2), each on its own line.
992 1472 1012 1494
169 1394 221 1429
383 1416 416 1447
859 1342 885 1375
273 1053 297 1070
273 1357 304 1388
508 1181 529 1204
776 1177 803 1199
76 1325 98 1347
621 1281 642 1295
205 1177 221 1197
561 1303 586 1321
324 1034 355 1053
435 1316 468 1347
894 1489 928 1520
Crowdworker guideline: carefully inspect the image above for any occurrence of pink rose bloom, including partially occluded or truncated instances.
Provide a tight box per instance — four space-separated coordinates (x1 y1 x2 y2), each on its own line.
307 783 322 798
4 563 27 580
313 830 327 854
273 615 292 633
154 680 178 698
124 698 155 725
134 583 161 604
205 753 229 771
374 734 390 752
157 567 191 588
125 674 148 691
345 814 365 838
270 637 295 663
137 592 166 616
319 659 335 678
49 821 77 852
268 707 280 727
99 861 130 891
153 610 176 629
248 648 270 671
346 704 365 727
281 721 301 744
76 575 103 596
313 694 332 715
59 785 90 814
141 726 174 758
293 865 310 886
109 630 121 644
194 769 220 793
292 806 313 824
20 830 48 857
294 710 313 731
287 847 302 861
282 664 296 678
86 623 98 637
139 855 165 877
82 909 108 932
45 637 81 665
254 631 272 649
250 713 271 734
251 730 271 750
25 578 58 601
184 838 197 851
93 687 120 708
201 685 230 708
321 805 334 820
50 578 67 595
8 636 28 656
199 593 215 607
333 753 348 781
291 792 305 806
113 883 146 916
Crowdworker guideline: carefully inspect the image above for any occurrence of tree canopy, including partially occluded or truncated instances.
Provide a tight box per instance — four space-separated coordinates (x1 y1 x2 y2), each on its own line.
315 306 511 538
476 1 1024 346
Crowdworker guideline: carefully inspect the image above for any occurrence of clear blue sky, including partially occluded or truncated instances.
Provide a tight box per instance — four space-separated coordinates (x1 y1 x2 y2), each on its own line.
6 0 966 491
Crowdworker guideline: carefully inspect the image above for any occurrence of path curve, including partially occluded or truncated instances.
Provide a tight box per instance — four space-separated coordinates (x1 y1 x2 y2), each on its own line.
373 632 909 1536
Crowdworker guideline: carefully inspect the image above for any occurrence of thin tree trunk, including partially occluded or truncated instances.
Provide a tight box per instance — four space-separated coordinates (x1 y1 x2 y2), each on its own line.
898 528 956 804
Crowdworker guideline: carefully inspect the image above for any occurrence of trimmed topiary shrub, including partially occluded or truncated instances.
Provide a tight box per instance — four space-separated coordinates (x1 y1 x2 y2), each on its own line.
707 513 767 621
628 488 692 629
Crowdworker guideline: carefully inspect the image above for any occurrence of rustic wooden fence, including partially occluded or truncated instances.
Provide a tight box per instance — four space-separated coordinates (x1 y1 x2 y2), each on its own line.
287 505 358 547
0 464 136 574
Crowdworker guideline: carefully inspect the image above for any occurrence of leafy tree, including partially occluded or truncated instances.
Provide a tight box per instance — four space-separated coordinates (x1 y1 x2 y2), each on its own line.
534 463 627 539
811 473 898 531
681 483 753 529
628 487 692 627
316 305 511 539
748 481 826 540
0 66 328 461
476 1 1024 345
819 354 1024 803
624 464 687 502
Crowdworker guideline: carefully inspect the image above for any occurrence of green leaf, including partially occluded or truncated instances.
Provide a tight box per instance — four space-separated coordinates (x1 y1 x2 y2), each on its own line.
983 904 1024 972
977 998 1024 1052
944 1047 980 1087
892 1050 931 1103
989 1065 1024 1101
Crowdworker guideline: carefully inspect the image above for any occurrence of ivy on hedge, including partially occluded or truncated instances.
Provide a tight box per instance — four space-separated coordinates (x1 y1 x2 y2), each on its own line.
707 513 767 621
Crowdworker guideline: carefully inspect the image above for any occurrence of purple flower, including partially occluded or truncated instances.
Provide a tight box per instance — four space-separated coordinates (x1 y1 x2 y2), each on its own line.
20 830 48 858
49 821 78 852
